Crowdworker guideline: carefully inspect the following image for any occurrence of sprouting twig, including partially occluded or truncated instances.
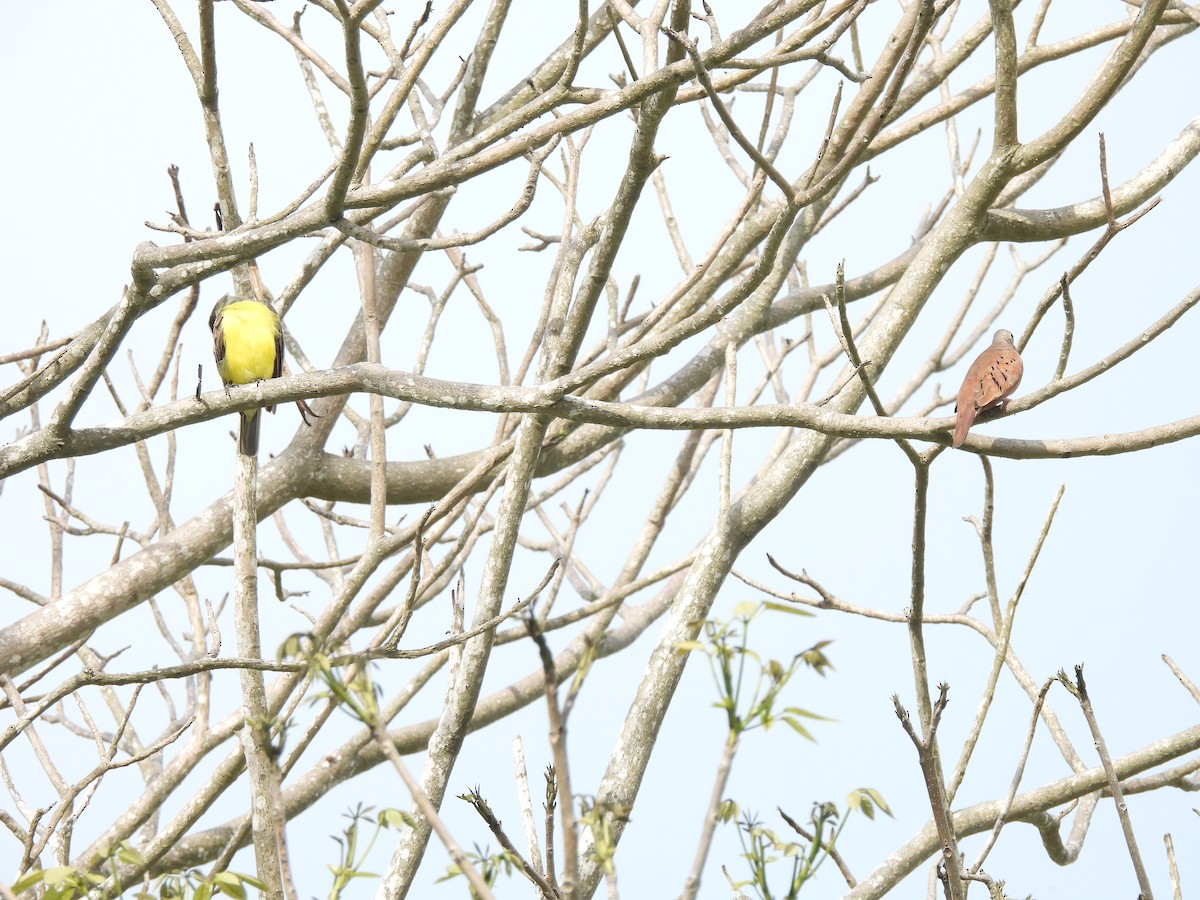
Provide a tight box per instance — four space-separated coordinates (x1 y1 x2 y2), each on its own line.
894 685 965 900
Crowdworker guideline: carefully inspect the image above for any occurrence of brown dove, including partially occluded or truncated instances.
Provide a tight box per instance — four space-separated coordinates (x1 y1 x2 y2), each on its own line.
952 329 1023 448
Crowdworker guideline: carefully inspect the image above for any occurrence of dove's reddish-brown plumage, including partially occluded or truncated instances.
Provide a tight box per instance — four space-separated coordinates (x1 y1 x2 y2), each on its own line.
953 329 1023 448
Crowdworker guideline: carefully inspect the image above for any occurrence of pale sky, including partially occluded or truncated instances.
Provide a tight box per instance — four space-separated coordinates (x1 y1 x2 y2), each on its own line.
2 3 1199 898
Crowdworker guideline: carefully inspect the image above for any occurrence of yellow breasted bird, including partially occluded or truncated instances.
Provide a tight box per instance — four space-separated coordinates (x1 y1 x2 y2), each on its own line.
209 296 282 456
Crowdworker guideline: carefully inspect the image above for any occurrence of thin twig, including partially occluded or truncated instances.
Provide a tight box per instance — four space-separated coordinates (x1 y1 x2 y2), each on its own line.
527 606 578 899
372 720 499 900
969 679 1052 872
779 808 857 887
1064 665 1154 899
894 685 964 900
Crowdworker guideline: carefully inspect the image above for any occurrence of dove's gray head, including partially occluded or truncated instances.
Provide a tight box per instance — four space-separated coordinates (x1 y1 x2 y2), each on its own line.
993 329 1015 345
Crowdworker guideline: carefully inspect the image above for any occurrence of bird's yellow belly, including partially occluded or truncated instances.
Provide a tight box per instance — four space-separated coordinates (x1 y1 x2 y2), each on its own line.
218 303 278 385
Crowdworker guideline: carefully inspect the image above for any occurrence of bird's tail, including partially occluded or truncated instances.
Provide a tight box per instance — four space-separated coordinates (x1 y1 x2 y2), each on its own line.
952 404 973 449
239 409 260 456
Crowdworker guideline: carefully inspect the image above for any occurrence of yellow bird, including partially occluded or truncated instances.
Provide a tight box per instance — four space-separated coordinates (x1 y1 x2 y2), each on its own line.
209 296 282 456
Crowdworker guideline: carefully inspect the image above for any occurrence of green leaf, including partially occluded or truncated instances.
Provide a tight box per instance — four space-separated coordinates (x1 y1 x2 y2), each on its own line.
762 600 814 617
277 632 307 660
732 600 761 619
378 807 415 829
116 840 146 866
212 872 246 900
41 867 77 886
781 716 816 741
782 706 835 721
235 872 268 890
11 871 47 893
801 642 836 671
847 787 893 819
674 640 709 655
